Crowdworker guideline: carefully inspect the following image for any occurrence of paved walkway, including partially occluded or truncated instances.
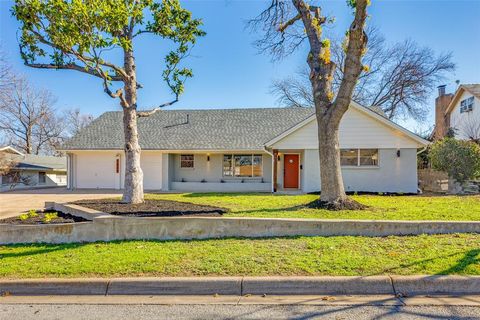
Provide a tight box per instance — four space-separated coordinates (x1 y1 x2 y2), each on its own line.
0 188 122 219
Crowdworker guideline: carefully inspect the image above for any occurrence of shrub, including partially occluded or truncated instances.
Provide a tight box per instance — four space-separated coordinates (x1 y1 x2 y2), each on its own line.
42 212 58 223
28 209 38 218
19 214 29 221
429 138 480 183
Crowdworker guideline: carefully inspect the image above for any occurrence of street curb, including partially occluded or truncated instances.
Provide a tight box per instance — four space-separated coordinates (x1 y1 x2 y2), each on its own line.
1 276 479 296
392 275 480 295
108 277 243 295
0 279 109 296
242 276 393 295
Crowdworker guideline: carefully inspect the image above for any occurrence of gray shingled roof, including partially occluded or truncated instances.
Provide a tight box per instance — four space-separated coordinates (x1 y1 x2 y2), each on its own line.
62 107 316 150
19 155 66 171
2 153 67 171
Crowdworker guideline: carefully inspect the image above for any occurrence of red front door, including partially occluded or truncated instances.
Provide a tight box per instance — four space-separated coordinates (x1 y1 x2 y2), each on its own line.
284 154 299 189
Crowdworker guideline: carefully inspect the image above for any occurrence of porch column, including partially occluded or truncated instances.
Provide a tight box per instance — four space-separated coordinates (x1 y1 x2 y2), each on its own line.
273 149 278 192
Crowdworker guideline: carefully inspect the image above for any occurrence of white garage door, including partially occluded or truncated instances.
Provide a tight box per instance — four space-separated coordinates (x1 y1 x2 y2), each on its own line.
141 153 162 190
76 153 117 189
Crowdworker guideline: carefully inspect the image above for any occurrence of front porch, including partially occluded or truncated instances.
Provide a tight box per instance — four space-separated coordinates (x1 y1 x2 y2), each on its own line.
271 149 306 192
164 152 273 192
165 150 307 193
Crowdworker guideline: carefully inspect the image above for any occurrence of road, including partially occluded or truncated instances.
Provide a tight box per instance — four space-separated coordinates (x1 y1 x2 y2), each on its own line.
1 304 479 319
1 295 479 320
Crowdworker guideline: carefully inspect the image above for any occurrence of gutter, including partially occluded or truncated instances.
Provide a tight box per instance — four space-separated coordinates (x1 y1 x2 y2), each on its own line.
417 146 427 155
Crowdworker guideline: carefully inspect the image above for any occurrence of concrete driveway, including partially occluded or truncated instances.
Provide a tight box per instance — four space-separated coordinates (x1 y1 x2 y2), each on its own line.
0 188 122 219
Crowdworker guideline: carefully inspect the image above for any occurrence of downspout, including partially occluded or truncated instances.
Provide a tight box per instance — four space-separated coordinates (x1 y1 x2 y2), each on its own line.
264 146 275 193
416 146 428 194
417 147 427 155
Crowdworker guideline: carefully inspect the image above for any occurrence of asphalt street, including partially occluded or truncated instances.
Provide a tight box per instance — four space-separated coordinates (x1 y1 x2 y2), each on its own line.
1 304 479 320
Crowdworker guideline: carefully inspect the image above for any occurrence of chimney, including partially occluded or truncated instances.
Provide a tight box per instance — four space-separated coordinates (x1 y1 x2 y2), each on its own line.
434 85 454 140
438 85 446 97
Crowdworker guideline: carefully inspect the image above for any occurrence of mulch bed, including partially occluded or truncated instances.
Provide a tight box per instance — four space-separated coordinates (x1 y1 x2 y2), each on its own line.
0 210 88 225
72 199 228 217
306 198 368 211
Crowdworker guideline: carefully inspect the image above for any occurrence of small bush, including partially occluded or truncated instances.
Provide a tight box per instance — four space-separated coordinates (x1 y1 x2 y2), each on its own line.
28 209 38 218
430 138 480 183
19 214 29 221
42 212 58 223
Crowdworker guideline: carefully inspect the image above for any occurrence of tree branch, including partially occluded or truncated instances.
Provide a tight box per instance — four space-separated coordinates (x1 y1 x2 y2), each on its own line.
278 13 301 32
331 0 368 123
28 29 128 80
23 61 124 81
137 97 179 117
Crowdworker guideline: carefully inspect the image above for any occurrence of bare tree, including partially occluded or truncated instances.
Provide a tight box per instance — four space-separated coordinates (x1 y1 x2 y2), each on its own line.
452 117 480 144
0 153 18 176
0 77 63 155
0 148 27 188
251 0 369 208
64 108 94 137
271 28 455 122
0 45 14 92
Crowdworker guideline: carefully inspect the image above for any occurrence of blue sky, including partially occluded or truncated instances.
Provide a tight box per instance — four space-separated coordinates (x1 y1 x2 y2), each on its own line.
1 0 479 131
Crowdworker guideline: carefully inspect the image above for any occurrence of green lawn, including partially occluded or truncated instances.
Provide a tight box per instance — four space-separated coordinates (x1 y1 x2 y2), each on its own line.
0 234 478 278
146 193 480 221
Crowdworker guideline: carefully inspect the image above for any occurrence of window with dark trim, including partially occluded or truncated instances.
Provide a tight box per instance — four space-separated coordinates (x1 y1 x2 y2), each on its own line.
180 154 194 168
223 154 263 177
460 97 474 113
340 149 378 167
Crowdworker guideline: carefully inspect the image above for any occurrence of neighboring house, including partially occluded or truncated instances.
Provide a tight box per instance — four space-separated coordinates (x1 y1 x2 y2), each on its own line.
0 146 67 192
61 102 428 194
433 84 480 142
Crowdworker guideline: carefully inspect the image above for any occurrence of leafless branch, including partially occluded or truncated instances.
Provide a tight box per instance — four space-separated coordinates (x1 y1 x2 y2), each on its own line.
137 97 179 117
271 27 455 122
0 76 63 155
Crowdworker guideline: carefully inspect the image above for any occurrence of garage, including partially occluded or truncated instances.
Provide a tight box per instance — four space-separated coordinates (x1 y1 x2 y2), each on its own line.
75 152 119 189
141 153 163 190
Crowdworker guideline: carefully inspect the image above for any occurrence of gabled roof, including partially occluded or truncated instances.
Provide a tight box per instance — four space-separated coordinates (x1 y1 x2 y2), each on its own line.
62 104 428 151
445 84 480 114
265 101 429 147
62 108 315 151
0 146 23 155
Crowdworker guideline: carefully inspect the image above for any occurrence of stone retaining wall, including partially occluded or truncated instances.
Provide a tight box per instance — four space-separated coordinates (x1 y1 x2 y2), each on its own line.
0 202 479 244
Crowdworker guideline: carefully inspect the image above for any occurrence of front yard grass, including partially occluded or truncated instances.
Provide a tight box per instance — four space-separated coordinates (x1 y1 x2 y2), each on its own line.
146 193 480 221
0 234 478 278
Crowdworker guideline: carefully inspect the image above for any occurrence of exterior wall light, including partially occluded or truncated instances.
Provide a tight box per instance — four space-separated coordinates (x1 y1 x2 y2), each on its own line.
396 149 401 157
207 155 210 162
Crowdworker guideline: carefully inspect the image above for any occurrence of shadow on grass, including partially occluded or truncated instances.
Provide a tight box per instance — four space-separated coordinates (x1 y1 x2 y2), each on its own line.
226 205 308 215
0 243 85 258
372 249 480 276
438 249 480 274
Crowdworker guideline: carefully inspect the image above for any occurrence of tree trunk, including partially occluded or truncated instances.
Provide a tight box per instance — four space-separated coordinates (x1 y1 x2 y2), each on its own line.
121 48 144 204
25 126 32 154
316 116 347 203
